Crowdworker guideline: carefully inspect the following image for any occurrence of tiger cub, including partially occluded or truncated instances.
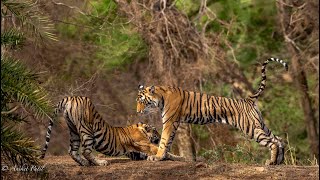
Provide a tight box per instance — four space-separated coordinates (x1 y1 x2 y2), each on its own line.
40 96 184 166
136 58 287 165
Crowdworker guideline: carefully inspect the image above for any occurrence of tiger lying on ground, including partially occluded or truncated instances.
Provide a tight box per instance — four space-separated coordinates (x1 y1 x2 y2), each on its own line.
136 58 288 165
40 96 184 166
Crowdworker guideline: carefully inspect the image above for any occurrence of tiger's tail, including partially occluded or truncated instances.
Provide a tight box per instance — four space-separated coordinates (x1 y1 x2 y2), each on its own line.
249 58 288 100
40 97 69 159
39 117 54 159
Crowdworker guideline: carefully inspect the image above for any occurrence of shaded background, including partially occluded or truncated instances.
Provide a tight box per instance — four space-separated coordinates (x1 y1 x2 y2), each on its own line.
5 0 318 165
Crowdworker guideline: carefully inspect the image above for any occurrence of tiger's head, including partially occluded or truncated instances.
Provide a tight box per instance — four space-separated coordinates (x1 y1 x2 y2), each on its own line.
136 85 163 114
137 122 160 144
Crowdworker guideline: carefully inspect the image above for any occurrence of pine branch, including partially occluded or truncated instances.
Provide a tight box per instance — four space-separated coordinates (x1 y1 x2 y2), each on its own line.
1 28 25 48
3 0 58 41
1 56 53 120
1 123 40 165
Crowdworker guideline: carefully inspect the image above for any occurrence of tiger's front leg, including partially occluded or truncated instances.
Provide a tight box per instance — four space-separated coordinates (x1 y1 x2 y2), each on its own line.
147 120 180 161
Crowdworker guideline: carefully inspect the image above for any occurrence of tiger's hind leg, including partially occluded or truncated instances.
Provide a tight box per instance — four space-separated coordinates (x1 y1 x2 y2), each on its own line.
254 128 284 165
265 142 284 165
275 136 285 164
68 130 89 166
81 133 109 166
65 114 89 166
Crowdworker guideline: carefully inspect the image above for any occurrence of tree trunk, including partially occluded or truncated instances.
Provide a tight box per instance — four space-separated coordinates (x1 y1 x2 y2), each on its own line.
175 124 196 161
290 47 319 161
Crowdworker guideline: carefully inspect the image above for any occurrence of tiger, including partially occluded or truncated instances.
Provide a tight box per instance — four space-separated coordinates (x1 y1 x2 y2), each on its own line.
136 58 288 165
40 96 184 166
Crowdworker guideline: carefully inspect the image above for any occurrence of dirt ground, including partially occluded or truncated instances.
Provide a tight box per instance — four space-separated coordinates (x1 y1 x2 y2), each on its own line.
1 156 319 180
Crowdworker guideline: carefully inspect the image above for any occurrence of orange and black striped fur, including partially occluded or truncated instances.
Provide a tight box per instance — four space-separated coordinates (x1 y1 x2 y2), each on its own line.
40 96 184 166
136 58 288 165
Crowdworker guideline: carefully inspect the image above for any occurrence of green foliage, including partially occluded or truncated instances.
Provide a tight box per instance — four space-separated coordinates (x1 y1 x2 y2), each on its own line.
192 125 210 140
199 143 256 164
1 0 55 166
95 30 147 70
56 0 147 71
1 28 25 48
178 0 283 68
212 1 283 68
175 0 199 16
202 80 234 98
1 123 40 165
1 56 53 165
56 22 78 39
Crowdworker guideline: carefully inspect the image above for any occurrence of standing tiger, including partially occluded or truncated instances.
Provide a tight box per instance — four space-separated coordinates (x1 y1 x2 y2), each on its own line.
136 58 288 165
40 96 184 166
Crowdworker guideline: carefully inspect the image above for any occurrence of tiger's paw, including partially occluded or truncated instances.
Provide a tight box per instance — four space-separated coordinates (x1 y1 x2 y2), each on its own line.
96 159 110 166
147 155 163 161
265 159 276 166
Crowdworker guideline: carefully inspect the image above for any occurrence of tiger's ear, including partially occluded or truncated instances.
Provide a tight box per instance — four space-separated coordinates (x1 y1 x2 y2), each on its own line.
150 86 155 94
138 84 144 91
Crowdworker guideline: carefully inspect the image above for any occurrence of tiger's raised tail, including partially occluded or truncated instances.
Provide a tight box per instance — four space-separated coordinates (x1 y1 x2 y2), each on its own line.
249 58 288 100
40 98 69 159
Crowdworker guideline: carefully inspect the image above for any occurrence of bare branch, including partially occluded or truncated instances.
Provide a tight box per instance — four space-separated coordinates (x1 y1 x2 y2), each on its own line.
51 0 88 16
283 34 302 53
69 62 105 95
276 0 295 8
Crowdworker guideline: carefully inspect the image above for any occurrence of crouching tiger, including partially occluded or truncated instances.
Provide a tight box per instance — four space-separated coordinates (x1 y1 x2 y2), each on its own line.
136 58 288 165
40 96 184 166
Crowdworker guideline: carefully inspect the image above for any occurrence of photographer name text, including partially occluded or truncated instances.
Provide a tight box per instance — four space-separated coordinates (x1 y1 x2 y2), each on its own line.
1 164 45 172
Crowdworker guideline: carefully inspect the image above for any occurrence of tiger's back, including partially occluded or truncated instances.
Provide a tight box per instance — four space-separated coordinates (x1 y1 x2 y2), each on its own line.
180 93 263 138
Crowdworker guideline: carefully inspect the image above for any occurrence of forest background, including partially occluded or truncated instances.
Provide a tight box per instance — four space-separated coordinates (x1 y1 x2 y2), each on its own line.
1 0 319 167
